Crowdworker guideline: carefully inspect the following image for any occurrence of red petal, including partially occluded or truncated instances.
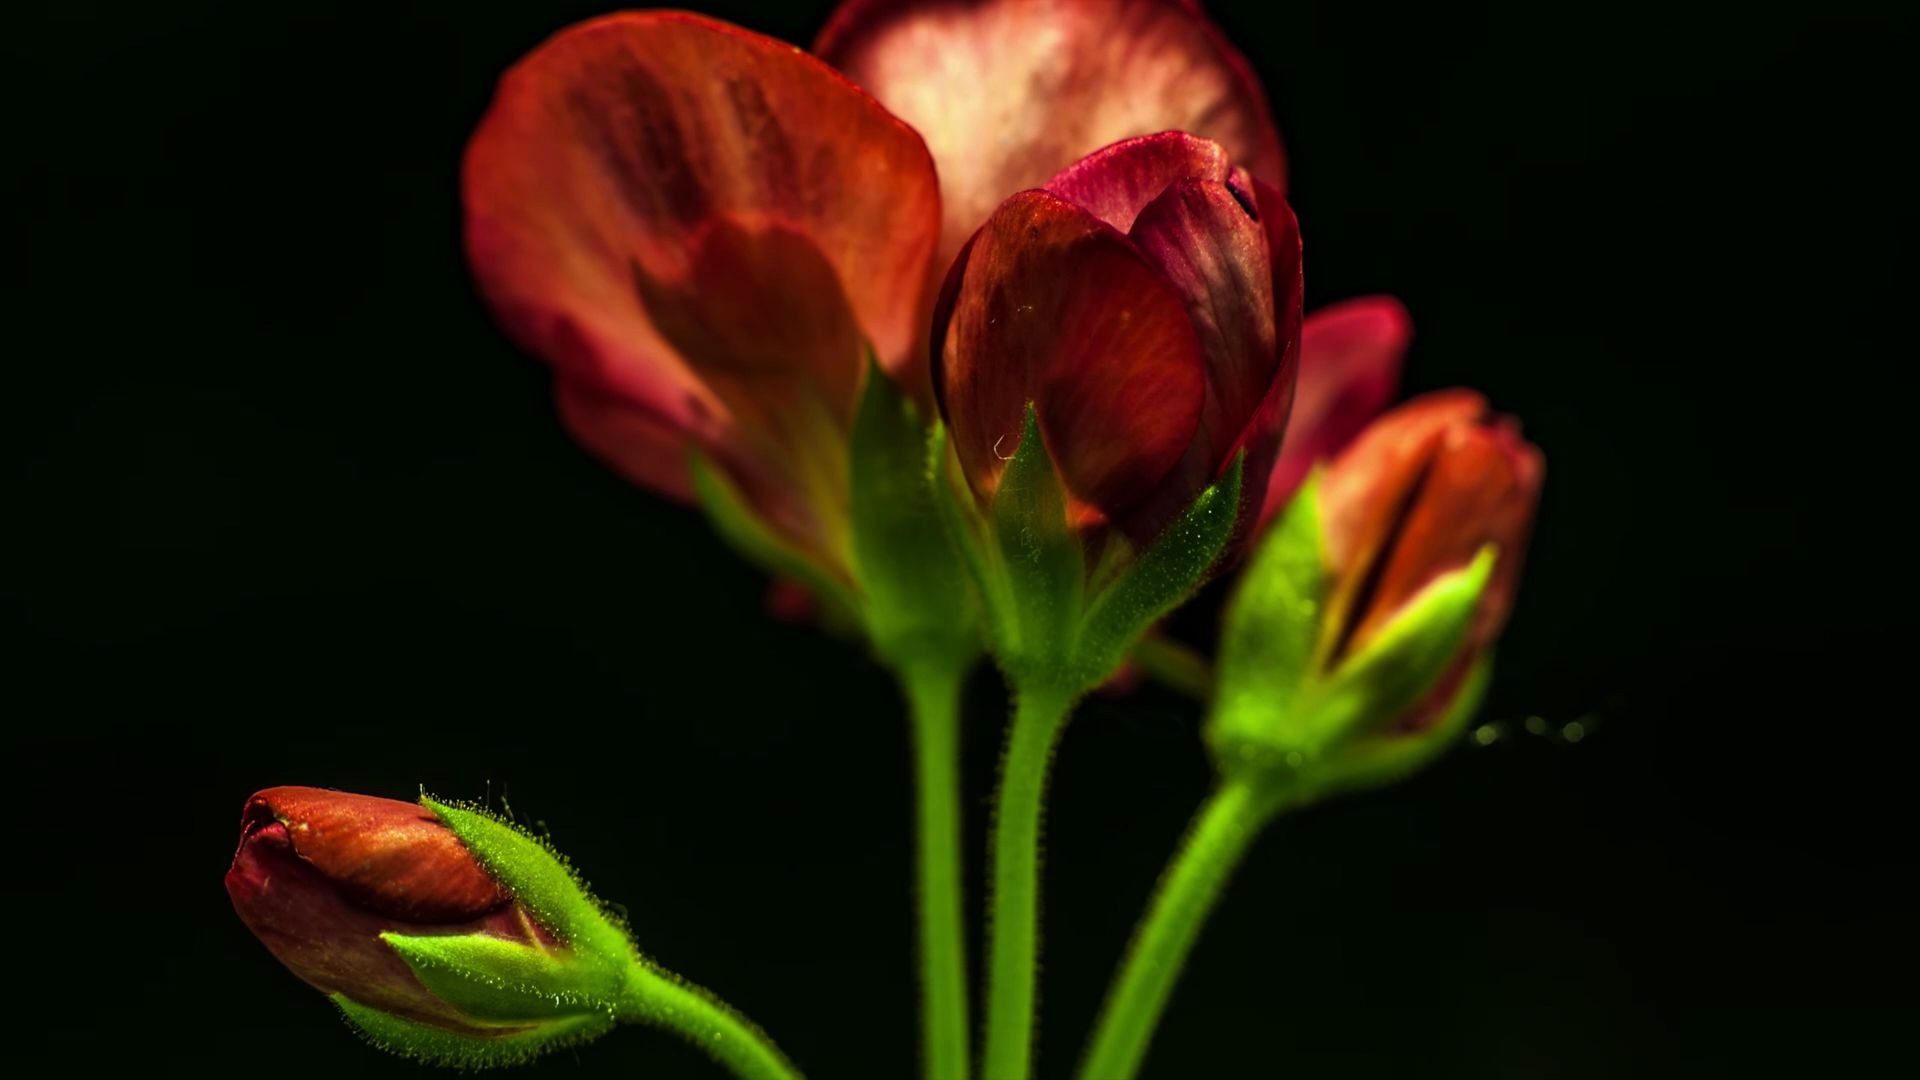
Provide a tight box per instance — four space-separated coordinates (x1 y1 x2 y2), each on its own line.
554 380 695 503
1129 177 1277 469
1318 392 1544 657
934 191 1204 519
1263 297 1411 523
464 11 941 482
227 792 541 1032
1358 418 1544 650
237 787 507 922
817 0 1284 273
1197 181 1303 539
1045 131 1232 233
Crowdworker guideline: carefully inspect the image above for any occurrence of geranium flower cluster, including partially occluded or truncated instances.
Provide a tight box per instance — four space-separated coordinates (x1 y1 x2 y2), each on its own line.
228 5 1543 1079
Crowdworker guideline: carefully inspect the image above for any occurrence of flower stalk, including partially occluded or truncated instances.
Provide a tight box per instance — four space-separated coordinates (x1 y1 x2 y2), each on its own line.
899 658 974 1080
618 964 804 1080
1076 778 1297 1080
981 679 1078 1080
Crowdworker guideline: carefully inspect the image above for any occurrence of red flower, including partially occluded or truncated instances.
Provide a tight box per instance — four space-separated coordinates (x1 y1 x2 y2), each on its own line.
225 787 545 1034
462 2 1284 579
463 13 941 582
932 132 1301 538
1317 391 1545 721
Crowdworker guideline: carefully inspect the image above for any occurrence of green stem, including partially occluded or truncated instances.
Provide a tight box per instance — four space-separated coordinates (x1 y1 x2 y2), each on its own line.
1076 776 1287 1080
900 659 972 1080
620 964 804 1080
1128 633 1213 700
982 679 1077 1080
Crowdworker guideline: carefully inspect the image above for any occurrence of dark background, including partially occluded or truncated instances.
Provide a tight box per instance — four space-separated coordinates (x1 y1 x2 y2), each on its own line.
12 0 1911 1075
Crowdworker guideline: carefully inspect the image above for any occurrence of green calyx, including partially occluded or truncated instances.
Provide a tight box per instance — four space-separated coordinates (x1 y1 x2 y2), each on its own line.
334 994 615 1069
343 797 805 1078
1208 473 1498 798
424 797 636 966
690 353 980 675
327 797 639 1067
934 404 1244 695
848 356 981 672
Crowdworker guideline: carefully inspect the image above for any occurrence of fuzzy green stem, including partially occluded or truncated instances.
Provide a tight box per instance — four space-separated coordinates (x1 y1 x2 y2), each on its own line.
620 964 804 1080
1076 776 1288 1080
1128 634 1213 700
900 659 973 1080
982 680 1077 1080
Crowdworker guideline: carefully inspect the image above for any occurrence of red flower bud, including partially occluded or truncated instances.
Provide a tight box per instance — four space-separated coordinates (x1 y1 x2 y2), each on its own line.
225 787 547 1034
932 132 1302 540
1318 391 1544 707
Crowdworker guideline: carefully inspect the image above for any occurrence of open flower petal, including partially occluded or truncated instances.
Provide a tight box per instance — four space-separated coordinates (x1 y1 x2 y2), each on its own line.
1045 131 1233 234
934 191 1205 519
463 11 941 453
553 382 697 503
1264 296 1412 520
817 0 1284 268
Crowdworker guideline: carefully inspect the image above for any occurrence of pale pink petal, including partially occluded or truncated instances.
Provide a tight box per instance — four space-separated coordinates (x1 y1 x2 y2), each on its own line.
817 0 1284 271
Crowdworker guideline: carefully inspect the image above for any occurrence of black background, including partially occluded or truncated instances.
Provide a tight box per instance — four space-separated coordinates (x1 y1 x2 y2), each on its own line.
12 1 1912 1076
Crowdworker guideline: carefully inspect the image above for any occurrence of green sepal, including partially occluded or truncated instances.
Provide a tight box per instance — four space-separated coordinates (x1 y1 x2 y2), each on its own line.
1074 454 1243 684
1310 545 1496 747
1208 495 1498 793
987 405 1084 674
929 422 1015 653
334 993 615 1069
689 448 859 625
1209 472 1328 753
423 797 635 968
381 931 624 1023
1311 652 1494 796
848 357 978 669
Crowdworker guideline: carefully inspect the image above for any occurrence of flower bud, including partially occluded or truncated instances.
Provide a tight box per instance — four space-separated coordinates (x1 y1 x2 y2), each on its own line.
1210 392 1543 792
925 132 1297 684
1319 390 1542 673
226 787 621 1064
933 131 1301 544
